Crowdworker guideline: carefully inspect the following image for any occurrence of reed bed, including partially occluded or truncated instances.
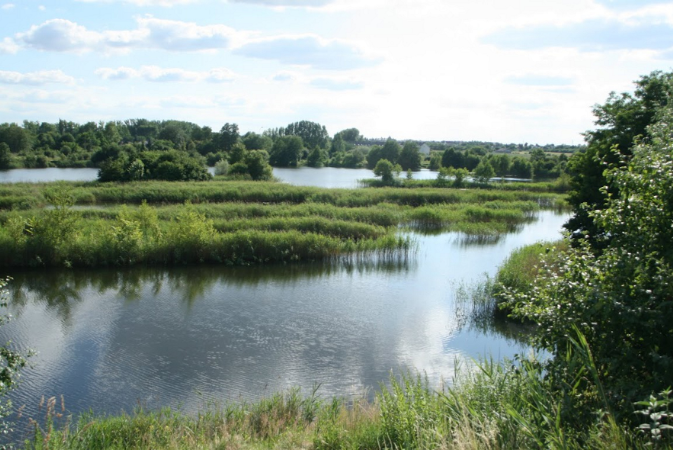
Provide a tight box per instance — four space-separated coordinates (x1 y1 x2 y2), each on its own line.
0 181 563 210
0 180 563 269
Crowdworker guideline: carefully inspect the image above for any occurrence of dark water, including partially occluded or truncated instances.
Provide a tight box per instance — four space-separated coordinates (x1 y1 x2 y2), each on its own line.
0 211 568 433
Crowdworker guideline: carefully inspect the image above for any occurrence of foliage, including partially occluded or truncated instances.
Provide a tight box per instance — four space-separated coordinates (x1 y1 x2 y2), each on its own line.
373 158 401 185
565 70 673 246
0 277 30 437
398 141 422 171
503 106 673 432
473 158 495 183
269 135 303 167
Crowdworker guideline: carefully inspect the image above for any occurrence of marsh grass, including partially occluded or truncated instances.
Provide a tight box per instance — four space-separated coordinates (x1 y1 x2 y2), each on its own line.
0 180 561 269
19 357 651 450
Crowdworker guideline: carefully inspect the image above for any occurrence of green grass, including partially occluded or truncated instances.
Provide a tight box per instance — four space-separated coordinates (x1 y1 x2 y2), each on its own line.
18 364 655 450
0 180 564 269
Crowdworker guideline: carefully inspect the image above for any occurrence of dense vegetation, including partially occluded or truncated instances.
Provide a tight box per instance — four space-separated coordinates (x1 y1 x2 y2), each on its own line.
0 181 556 269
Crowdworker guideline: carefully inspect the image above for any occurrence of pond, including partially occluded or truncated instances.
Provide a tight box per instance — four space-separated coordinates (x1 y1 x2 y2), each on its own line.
0 210 568 434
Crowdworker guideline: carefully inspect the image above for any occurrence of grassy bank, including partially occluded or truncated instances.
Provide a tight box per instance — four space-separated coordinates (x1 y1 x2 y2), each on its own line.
19 364 653 450
0 180 564 269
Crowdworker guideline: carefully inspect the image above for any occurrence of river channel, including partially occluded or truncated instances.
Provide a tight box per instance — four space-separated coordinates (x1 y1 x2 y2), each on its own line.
0 210 568 432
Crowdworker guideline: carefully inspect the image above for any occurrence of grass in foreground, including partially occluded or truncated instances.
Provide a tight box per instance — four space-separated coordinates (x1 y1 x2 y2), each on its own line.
18 361 662 450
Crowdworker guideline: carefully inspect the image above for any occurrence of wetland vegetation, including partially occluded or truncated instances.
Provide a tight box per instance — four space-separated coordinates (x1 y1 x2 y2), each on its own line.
2 70 673 449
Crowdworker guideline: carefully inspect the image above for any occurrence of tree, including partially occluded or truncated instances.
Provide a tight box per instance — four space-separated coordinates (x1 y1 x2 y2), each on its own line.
269 135 303 167
510 156 533 178
441 148 464 169
398 141 422 171
336 128 360 143
244 150 273 180
473 159 495 183
565 70 673 246
306 147 326 168
218 123 240 152
380 138 401 164
284 120 329 149
504 105 673 424
242 132 272 152
489 154 511 177
0 123 30 153
373 159 401 185
0 143 11 170
428 153 442 171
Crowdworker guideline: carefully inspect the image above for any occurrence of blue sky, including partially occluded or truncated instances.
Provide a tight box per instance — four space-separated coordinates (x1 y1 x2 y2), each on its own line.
0 0 672 144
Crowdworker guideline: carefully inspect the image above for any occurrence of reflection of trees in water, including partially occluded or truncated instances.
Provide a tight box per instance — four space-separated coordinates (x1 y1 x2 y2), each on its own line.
9 273 83 328
6 255 416 323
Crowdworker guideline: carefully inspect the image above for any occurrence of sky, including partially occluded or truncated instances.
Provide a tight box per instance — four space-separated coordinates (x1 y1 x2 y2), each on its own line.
0 0 672 145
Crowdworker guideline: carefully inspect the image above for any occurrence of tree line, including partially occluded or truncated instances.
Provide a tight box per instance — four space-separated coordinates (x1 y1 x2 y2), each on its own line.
0 116 576 183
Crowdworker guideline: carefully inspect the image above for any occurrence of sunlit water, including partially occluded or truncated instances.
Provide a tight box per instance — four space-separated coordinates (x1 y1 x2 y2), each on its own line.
0 166 437 187
0 211 569 439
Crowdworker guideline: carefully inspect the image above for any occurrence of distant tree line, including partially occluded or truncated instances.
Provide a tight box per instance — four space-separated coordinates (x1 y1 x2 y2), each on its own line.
0 118 577 182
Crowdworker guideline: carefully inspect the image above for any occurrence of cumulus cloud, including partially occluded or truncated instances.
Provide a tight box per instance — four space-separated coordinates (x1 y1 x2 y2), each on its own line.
235 35 380 70
504 74 575 86
15 17 235 53
0 70 75 85
95 65 235 82
483 18 673 51
310 77 363 90
2 3 15 9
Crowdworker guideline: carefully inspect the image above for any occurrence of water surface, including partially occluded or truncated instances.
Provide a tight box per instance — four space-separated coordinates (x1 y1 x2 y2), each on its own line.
0 211 568 432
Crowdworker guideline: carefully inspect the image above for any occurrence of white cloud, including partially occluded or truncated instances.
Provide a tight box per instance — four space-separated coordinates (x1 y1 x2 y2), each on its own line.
0 37 19 54
235 35 380 70
96 66 236 83
0 69 76 85
1 3 15 10
15 17 236 53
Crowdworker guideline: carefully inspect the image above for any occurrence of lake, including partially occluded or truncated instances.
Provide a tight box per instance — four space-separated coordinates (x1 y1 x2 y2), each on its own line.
0 167 438 188
0 210 568 436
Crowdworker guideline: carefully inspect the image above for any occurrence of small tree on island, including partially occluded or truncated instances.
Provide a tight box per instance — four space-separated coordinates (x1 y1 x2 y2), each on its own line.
373 159 402 185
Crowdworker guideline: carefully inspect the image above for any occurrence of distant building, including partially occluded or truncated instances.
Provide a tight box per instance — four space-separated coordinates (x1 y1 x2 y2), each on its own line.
419 143 431 156
493 148 512 154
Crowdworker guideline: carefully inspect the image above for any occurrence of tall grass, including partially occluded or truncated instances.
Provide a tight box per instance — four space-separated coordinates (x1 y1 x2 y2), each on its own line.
18 352 650 449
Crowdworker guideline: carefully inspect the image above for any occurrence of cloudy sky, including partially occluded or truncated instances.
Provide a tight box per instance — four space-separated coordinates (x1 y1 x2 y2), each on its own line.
0 0 671 144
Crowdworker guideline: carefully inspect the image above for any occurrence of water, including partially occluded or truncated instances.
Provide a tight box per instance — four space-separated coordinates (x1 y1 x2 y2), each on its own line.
0 211 569 434
0 167 438 188
0 168 100 183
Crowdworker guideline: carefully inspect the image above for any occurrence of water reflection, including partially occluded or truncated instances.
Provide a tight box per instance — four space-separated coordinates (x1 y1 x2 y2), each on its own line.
0 211 569 438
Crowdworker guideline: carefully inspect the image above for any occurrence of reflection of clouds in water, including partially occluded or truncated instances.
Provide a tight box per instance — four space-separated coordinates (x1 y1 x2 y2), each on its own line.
1 211 569 424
